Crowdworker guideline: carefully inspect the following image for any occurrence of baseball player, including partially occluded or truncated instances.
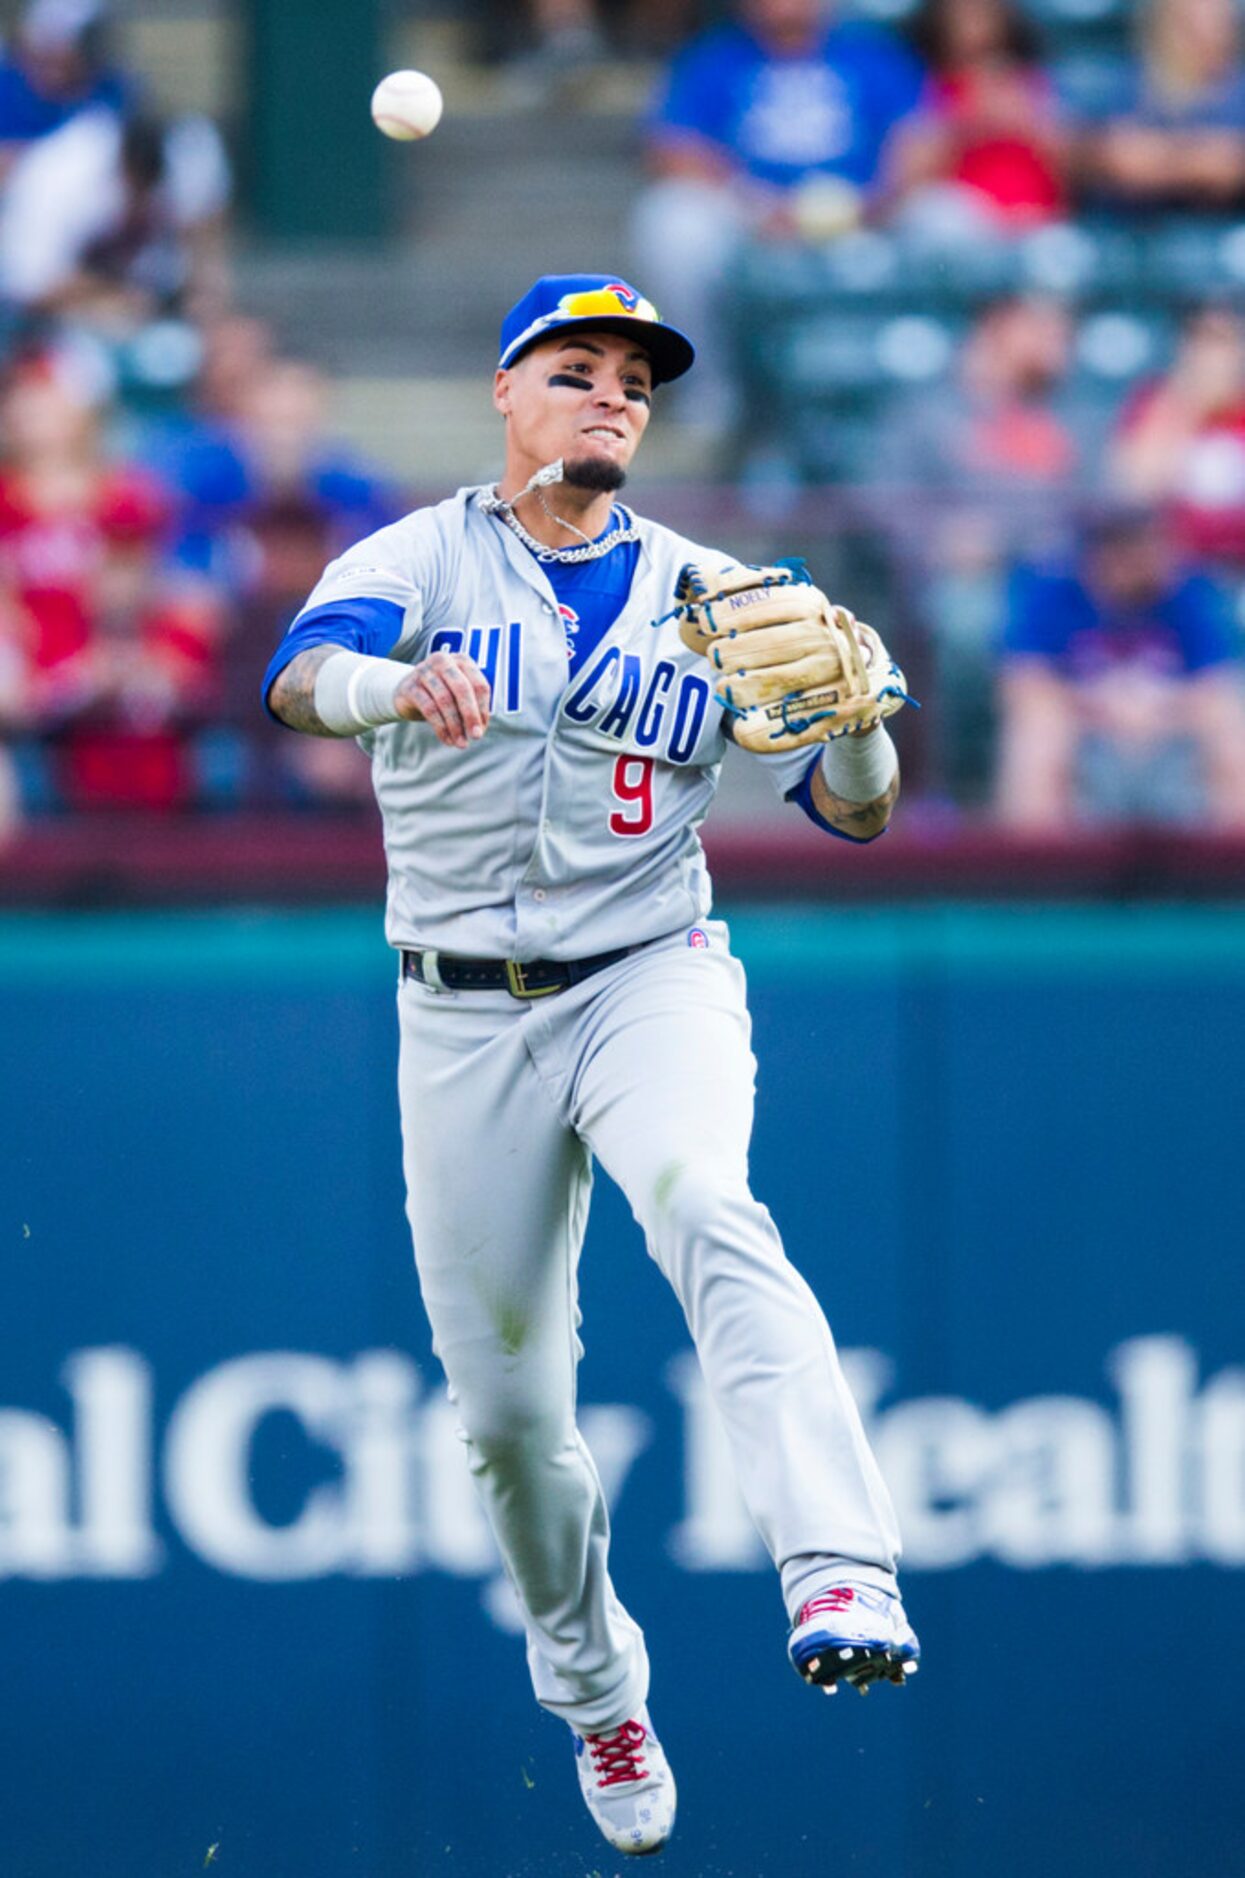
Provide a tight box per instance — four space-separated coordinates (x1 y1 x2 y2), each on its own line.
263 274 918 1859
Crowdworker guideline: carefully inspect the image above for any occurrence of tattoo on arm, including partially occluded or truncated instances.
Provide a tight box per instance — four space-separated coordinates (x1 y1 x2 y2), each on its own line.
267 644 345 736
810 766 900 839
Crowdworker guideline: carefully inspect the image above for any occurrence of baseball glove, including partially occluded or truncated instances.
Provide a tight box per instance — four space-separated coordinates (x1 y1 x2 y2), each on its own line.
673 561 912 753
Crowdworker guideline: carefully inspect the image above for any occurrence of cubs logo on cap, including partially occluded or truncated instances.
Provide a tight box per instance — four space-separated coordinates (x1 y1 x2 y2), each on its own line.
498 273 696 385
560 280 641 316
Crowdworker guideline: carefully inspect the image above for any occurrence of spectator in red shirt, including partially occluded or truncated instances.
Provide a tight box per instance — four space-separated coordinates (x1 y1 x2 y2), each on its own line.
42 499 219 812
887 0 1068 237
1110 306 1245 567
0 350 218 810
0 354 171 675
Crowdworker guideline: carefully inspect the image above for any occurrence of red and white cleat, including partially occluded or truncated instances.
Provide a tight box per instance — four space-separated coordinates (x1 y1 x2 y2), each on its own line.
572 1705 677 1856
788 1581 920 1696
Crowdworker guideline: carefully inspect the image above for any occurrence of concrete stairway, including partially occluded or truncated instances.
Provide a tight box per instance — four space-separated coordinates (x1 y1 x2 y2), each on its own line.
231 46 666 482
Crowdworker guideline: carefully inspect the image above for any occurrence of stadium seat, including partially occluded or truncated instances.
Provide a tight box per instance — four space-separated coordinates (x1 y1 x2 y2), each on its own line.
1023 0 1132 53
875 313 958 383
759 315 890 403
1069 307 1172 424
842 0 918 24
1139 220 1245 302
728 241 827 317
1021 221 1141 298
816 229 904 300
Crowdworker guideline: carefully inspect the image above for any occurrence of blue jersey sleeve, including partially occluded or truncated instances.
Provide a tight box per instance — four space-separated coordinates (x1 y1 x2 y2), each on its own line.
261 596 406 720
785 749 888 842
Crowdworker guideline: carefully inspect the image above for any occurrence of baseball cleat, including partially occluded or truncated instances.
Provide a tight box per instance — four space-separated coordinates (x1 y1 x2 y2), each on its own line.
788 1581 920 1694
572 1705 676 1856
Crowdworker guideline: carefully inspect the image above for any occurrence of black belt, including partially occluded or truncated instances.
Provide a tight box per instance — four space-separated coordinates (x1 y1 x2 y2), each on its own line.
401 945 636 1000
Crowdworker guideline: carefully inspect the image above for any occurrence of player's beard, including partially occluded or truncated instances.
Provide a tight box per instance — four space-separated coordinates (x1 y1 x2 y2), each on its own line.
562 457 627 494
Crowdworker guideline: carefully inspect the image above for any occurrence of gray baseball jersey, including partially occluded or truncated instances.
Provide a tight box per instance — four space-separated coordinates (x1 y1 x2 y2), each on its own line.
290 486 811 958
279 484 905 1745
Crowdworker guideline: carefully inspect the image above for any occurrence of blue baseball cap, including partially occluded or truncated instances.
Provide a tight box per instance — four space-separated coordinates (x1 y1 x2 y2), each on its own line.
498 274 695 385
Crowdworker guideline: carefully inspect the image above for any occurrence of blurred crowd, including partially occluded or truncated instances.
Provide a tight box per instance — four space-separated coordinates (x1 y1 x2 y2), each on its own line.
629 0 1245 831
0 0 403 840
3 0 1245 845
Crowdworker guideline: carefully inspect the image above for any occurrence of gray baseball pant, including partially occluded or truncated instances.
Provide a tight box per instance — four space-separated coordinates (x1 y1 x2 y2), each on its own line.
396 922 901 1735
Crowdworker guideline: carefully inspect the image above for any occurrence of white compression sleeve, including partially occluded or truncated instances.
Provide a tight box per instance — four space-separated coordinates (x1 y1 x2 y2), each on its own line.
313 650 407 735
817 726 898 802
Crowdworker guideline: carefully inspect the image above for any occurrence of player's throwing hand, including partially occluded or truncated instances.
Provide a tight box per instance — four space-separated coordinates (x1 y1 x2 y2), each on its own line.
396 650 491 749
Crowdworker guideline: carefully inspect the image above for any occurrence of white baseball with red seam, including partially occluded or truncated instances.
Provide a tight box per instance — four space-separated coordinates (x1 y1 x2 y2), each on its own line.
370 70 443 141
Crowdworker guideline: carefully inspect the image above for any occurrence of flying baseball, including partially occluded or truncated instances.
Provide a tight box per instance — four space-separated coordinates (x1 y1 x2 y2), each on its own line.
370 69 443 141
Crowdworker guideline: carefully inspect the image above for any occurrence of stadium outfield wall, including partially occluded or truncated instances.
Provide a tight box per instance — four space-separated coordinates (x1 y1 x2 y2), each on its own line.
3 904 1242 1878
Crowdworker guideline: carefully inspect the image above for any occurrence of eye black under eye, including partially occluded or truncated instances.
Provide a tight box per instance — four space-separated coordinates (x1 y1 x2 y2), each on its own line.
549 371 593 390
625 387 651 406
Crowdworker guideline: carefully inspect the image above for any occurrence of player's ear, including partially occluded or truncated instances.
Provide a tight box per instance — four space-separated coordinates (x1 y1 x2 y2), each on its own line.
493 368 512 418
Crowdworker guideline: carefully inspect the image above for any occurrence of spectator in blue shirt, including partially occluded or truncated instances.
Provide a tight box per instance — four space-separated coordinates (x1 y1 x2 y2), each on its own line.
0 0 135 164
631 0 921 432
139 349 400 809
995 502 1245 830
141 352 400 592
1076 0 1245 213
647 0 920 193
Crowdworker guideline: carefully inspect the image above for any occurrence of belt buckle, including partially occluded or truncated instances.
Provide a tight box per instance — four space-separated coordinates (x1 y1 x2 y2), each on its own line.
505 960 561 1000
417 949 447 992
